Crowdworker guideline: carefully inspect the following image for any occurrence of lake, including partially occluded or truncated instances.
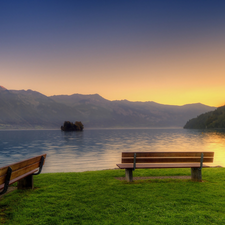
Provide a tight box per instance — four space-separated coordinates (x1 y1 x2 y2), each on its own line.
0 128 225 173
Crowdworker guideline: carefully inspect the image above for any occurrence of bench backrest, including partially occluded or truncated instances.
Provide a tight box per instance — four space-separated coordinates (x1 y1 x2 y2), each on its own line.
0 154 47 190
121 152 214 163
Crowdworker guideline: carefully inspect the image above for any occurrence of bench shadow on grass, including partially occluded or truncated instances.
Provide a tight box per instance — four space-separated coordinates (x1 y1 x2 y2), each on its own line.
0 186 17 199
114 176 209 184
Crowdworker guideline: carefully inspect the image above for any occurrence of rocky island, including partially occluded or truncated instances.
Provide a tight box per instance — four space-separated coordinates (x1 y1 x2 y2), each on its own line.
61 121 84 131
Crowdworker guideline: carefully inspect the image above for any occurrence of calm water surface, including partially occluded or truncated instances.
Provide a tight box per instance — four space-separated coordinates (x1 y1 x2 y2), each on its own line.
0 128 225 173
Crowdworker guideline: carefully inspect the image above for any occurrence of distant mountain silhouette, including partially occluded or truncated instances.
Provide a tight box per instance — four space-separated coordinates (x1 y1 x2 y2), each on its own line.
0 86 7 91
0 87 216 129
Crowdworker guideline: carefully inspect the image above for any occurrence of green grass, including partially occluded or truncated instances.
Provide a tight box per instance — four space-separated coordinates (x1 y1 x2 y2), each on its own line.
1 168 225 224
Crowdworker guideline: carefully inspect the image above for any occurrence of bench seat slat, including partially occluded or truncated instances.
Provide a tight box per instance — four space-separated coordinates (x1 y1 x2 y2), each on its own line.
0 154 46 177
0 154 46 186
10 162 40 181
122 152 214 158
122 157 214 163
0 162 40 184
0 169 38 190
117 152 214 182
0 154 46 176
117 163 212 169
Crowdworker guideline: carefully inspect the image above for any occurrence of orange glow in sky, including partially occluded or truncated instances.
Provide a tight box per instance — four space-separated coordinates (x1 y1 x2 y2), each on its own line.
1 1 225 107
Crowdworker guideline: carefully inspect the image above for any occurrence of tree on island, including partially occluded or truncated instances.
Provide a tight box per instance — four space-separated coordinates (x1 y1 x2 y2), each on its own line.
61 121 84 131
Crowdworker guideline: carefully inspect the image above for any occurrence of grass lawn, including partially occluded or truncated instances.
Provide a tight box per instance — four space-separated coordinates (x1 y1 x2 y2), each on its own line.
1 168 225 224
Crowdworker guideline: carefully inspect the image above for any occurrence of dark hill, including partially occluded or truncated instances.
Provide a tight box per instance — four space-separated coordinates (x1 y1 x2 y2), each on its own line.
184 105 225 129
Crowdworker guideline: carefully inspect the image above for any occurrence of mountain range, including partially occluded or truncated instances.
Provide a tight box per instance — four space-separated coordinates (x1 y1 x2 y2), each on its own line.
0 86 216 129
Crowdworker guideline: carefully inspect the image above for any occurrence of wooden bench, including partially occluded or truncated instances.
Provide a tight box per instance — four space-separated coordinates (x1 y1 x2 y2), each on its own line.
0 154 47 195
117 152 214 182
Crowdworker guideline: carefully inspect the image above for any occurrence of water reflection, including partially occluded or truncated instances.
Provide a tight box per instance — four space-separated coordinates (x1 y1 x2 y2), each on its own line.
0 128 225 173
198 129 225 167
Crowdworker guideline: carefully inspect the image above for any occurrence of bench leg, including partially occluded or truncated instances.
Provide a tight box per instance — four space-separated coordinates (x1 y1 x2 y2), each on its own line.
18 175 34 189
125 169 133 182
191 168 202 182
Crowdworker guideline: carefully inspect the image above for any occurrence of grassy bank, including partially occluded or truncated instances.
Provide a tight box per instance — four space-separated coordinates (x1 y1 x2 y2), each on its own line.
1 168 225 224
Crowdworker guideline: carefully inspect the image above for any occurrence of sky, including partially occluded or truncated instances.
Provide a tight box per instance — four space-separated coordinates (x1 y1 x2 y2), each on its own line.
1 0 225 107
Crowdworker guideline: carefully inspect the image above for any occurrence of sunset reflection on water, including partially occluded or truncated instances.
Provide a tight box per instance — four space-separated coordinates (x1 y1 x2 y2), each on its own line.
199 130 225 167
0 128 225 172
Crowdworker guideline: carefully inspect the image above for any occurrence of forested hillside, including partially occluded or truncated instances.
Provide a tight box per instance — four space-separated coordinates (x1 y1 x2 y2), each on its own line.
184 105 225 129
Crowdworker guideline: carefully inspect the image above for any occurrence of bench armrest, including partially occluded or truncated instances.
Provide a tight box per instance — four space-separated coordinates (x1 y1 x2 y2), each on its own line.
0 167 12 195
33 156 45 175
133 153 136 171
199 153 204 170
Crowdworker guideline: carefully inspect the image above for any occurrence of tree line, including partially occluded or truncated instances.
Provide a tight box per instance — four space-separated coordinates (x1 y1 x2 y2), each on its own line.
184 105 225 129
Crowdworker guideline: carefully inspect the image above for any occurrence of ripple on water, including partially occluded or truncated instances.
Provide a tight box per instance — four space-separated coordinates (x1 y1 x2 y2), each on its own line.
0 128 225 172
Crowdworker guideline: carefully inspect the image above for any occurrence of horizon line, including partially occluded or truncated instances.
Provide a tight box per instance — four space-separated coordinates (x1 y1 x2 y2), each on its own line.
0 86 219 108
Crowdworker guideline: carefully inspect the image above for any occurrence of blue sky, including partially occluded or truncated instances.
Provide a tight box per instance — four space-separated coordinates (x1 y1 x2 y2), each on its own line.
1 1 225 106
